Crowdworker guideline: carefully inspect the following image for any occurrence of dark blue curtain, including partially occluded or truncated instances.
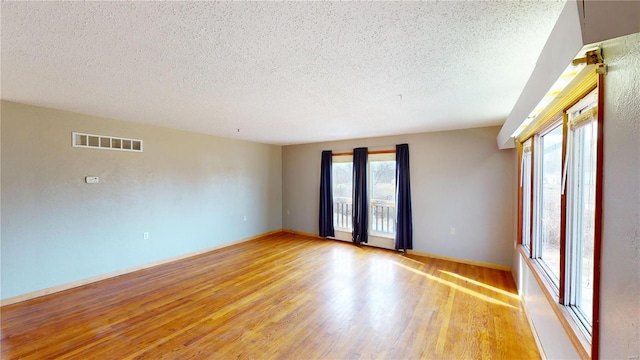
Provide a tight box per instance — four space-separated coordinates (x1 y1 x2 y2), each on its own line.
395 144 413 251
319 150 335 238
352 147 368 245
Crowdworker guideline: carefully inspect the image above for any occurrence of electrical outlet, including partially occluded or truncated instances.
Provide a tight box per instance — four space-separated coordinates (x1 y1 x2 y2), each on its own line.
243 216 247 222
449 227 456 235
286 209 290 215
143 232 149 240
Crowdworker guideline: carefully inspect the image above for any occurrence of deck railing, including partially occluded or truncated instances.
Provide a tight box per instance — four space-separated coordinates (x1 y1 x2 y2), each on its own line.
371 201 395 234
333 198 395 235
333 198 353 230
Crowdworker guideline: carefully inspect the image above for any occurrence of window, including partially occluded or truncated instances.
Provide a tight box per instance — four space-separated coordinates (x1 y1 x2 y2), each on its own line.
565 91 598 332
517 67 603 357
534 124 563 288
332 156 353 230
369 154 396 236
331 152 396 237
521 139 533 251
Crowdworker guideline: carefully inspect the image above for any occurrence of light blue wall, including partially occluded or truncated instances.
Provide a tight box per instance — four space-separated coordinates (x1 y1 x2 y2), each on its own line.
1 101 282 300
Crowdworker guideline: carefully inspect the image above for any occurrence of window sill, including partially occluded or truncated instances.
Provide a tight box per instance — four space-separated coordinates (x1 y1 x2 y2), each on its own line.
518 245 591 359
332 230 396 251
369 232 395 240
333 229 395 240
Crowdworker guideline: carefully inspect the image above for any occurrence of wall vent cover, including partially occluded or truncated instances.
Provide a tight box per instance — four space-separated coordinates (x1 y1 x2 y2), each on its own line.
72 132 143 152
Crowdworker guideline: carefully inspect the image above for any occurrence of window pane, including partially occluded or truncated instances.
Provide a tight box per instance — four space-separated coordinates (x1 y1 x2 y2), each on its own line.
539 126 563 284
522 140 532 251
569 120 597 326
369 160 396 234
332 162 353 230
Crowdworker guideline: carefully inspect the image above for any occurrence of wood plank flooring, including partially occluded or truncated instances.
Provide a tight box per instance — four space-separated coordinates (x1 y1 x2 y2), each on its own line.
0 232 539 359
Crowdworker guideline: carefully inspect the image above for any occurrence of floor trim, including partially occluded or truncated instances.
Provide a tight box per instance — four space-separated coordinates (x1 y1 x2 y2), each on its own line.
0 229 283 307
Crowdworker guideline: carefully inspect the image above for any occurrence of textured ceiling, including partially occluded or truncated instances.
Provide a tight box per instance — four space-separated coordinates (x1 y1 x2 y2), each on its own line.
1 1 566 145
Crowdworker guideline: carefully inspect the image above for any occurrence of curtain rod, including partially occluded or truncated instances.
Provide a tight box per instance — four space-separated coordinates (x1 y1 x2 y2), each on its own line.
332 149 395 156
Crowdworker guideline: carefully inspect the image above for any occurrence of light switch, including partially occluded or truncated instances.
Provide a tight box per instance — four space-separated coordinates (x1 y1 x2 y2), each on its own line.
85 176 99 184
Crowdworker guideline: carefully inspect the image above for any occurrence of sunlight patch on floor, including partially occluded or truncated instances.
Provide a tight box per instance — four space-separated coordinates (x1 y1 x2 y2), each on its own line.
438 270 520 300
391 261 517 309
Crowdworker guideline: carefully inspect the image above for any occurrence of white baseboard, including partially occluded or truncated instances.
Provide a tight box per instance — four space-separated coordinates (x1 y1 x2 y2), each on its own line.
0 229 283 307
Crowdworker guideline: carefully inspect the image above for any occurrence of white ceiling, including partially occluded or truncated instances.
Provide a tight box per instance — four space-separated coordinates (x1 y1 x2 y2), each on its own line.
1 1 566 145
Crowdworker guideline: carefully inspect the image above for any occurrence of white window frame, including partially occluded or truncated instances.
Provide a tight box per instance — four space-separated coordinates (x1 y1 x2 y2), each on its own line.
330 152 397 238
521 138 533 252
368 153 396 238
332 155 353 231
564 90 598 337
532 121 563 292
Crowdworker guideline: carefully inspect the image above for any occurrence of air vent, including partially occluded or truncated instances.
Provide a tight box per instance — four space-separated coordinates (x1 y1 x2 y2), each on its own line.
72 132 143 152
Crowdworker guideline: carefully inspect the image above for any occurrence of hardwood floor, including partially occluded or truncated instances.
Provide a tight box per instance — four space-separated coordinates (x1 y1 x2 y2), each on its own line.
1 232 539 359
